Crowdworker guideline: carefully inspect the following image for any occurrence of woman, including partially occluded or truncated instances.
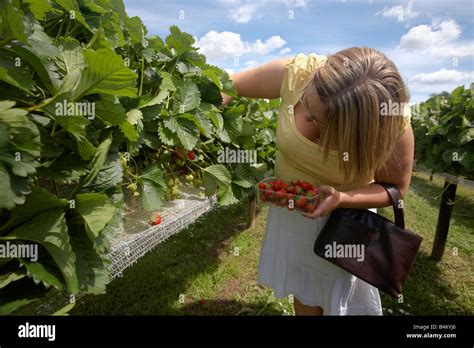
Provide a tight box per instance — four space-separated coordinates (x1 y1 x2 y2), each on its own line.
223 47 414 316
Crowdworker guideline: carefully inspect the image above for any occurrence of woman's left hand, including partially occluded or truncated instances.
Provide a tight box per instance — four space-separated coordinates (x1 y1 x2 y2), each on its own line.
301 185 342 219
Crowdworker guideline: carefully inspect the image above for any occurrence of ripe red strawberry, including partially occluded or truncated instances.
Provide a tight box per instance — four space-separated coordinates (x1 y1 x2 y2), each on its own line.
187 151 196 161
148 213 162 225
199 299 207 305
272 179 284 191
295 196 307 208
265 191 274 201
276 189 287 199
258 182 267 190
259 192 267 202
281 183 289 191
307 189 318 196
301 181 313 191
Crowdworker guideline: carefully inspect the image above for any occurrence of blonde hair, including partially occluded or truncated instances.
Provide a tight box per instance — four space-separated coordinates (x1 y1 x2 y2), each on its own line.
313 47 409 189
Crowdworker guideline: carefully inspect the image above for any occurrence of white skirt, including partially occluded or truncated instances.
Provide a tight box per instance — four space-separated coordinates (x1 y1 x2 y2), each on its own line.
258 205 383 315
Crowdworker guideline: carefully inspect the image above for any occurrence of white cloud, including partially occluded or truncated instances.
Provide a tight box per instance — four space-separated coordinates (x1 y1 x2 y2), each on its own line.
229 3 260 23
220 0 308 23
279 47 292 54
398 19 474 58
196 31 287 60
376 0 418 22
278 0 309 7
411 69 474 84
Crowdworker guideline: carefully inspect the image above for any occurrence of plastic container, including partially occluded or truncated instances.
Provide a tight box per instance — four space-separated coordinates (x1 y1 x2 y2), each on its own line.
256 177 320 214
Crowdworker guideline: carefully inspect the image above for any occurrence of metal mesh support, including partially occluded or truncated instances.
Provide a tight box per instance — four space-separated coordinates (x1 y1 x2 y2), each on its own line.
108 187 217 279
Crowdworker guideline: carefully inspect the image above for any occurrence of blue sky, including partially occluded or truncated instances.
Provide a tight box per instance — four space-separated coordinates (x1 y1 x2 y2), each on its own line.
123 0 474 103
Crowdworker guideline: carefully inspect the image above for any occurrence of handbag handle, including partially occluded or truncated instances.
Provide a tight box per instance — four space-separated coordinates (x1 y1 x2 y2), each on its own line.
377 183 405 229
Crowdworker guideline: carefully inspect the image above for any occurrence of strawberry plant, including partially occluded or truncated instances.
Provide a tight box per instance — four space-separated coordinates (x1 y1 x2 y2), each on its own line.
0 0 281 314
412 84 474 179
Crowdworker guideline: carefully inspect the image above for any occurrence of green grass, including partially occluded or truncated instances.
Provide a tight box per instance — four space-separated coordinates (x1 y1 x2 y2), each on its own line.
378 170 473 315
14 171 474 315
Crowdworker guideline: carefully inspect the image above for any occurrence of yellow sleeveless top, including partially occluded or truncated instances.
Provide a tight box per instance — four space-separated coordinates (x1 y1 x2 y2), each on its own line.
274 53 411 192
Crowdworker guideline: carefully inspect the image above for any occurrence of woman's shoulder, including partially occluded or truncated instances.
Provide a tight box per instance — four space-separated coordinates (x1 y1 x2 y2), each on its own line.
280 53 327 100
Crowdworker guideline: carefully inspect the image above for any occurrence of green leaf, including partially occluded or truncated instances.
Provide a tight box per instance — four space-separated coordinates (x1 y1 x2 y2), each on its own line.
24 0 53 20
174 80 200 113
55 0 92 32
0 52 34 93
165 25 195 56
125 16 145 46
95 95 126 125
216 105 244 142
54 115 96 160
73 48 137 99
9 43 61 94
139 90 169 108
55 37 85 75
200 103 223 129
0 100 41 157
0 0 28 43
0 186 67 232
78 135 112 189
83 153 123 191
159 71 178 92
202 67 223 89
20 259 64 289
158 123 178 146
458 128 474 145
0 269 26 289
52 302 75 315
0 208 78 293
164 117 198 150
140 164 166 211
217 185 240 205
0 164 31 210
202 164 232 187
75 193 116 241
177 112 212 137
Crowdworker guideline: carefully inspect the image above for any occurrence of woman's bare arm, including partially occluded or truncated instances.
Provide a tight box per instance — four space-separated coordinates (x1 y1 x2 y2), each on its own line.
222 58 288 105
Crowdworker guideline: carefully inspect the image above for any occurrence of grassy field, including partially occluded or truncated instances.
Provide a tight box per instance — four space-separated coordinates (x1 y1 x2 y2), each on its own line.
14 171 474 315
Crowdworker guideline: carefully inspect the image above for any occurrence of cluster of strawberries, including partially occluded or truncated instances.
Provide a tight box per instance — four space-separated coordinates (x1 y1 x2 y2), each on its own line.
257 178 319 213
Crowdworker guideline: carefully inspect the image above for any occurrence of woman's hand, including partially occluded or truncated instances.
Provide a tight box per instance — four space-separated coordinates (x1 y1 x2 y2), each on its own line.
301 185 342 219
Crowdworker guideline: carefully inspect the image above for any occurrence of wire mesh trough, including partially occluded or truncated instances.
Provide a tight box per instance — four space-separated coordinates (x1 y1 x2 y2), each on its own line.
108 185 217 279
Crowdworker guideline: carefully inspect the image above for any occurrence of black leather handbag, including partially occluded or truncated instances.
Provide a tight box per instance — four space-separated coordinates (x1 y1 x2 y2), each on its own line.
313 183 423 298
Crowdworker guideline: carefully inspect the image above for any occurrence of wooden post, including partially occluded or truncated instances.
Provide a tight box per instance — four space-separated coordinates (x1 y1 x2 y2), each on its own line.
431 179 457 261
247 192 257 229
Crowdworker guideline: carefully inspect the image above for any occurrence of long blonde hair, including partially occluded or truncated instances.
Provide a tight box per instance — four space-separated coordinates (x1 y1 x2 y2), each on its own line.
313 47 409 189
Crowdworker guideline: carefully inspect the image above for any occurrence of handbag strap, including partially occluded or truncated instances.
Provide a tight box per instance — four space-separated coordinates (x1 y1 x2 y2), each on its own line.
378 183 405 229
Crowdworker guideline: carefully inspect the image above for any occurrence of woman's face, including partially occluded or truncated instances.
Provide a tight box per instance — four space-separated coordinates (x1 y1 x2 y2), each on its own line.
300 82 327 127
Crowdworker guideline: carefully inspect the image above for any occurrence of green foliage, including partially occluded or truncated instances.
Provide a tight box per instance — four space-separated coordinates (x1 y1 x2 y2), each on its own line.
0 0 279 314
412 84 474 179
